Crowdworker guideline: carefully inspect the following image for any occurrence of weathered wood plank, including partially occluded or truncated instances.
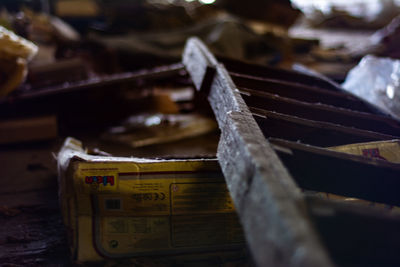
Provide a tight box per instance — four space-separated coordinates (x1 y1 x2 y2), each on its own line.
0 115 57 144
233 74 372 112
253 108 396 147
241 90 400 136
270 138 400 206
210 65 334 267
220 56 391 117
182 37 218 92
2 63 185 102
218 56 341 92
183 38 334 266
183 37 400 267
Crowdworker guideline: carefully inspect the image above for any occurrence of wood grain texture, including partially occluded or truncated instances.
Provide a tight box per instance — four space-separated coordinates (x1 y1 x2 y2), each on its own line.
241 89 400 136
218 56 341 92
252 109 396 147
208 65 334 267
182 37 218 92
270 138 400 206
183 37 335 267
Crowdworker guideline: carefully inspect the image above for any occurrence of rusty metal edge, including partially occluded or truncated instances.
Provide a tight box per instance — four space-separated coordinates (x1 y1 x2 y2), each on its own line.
182 37 334 267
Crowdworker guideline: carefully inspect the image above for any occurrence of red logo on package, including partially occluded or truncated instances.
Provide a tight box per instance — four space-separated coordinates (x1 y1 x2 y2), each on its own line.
362 148 387 161
85 176 115 186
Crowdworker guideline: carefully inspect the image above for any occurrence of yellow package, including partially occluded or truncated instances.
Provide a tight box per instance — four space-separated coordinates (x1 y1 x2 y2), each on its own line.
57 138 244 262
329 139 400 163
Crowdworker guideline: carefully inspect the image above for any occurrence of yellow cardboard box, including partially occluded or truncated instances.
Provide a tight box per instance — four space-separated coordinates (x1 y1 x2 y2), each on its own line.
329 139 400 163
57 138 244 262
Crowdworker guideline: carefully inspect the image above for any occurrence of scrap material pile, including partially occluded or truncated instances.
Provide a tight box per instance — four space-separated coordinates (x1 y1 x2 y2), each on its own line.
2 1 400 266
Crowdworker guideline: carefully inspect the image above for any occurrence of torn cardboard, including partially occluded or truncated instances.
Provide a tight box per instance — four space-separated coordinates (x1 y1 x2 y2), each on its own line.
57 137 244 262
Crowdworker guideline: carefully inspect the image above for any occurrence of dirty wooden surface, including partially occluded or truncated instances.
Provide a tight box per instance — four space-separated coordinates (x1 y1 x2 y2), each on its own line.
0 141 70 266
183 36 400 267
209 66 333 267
183 38 334 267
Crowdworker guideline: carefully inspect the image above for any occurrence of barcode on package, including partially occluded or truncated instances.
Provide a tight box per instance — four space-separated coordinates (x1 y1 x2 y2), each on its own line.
105 198 121 210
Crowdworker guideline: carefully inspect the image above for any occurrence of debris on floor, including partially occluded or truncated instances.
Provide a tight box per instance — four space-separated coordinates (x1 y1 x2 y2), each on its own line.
2 1 400 266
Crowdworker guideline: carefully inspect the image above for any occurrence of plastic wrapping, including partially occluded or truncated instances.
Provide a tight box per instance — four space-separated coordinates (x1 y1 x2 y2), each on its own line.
342 55 400 120
0 25 38 61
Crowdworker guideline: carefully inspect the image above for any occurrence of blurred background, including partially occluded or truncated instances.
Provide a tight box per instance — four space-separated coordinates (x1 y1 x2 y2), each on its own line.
2 0 400 81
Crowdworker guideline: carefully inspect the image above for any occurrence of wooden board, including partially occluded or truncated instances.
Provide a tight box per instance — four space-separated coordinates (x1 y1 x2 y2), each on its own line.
183 37 334 267
183 37 400 267
0 115 57 144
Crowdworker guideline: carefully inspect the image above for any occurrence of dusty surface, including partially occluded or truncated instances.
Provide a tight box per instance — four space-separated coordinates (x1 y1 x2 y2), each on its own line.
0 140 69 266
